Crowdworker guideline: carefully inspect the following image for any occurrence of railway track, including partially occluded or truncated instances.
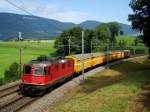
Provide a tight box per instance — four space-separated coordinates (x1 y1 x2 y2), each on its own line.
0 95 39 112
0 84 20 99
0 83 39 112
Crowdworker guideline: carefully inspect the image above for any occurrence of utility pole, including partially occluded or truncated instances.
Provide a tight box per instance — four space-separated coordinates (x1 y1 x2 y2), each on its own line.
121 40 123 59
119 40 123 63
18 32 22 77
68 37 71 55
107 39 109 68
91 40 92 53
82 31 85 81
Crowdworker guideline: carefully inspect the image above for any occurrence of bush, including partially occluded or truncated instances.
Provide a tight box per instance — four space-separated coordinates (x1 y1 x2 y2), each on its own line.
0 78 4 85
4 62 20 82
135 49 146 54
128 47 147 55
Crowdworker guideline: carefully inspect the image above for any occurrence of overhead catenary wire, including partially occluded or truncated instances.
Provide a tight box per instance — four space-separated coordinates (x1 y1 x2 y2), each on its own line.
4 0 62 31
5 0 34 16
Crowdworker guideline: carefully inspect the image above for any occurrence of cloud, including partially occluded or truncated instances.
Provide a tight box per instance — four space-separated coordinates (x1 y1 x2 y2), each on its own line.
20 1 88 23
0 0 88 23
51 11 88 23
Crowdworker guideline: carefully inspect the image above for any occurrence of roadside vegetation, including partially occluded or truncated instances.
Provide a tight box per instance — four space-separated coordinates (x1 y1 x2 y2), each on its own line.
49 57 150 112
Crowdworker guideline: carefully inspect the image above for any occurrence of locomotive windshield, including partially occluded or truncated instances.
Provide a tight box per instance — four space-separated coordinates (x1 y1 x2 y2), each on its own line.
23 65 31 74
34 67 47 75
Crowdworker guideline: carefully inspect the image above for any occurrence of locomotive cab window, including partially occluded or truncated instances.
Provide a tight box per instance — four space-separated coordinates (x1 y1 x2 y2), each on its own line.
23 65 31 74
34 67 47 76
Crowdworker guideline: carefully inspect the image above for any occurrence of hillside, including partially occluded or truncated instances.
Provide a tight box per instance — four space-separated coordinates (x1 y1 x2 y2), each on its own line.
79 20 101 29
0 13 137 40
0 13 75 39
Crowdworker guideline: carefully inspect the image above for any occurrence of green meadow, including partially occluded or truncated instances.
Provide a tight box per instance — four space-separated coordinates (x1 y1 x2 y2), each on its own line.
117 35 148 54
0 40 55 78
117 35 136 45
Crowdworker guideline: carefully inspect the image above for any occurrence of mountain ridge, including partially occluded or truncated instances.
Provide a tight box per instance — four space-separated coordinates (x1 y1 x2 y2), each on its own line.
0 12 137 40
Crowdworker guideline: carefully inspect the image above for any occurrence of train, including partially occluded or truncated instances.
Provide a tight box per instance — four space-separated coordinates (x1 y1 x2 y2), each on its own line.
19 50 130 95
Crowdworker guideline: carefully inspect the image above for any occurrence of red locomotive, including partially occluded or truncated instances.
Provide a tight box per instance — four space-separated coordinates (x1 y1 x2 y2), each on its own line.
20 57 74 95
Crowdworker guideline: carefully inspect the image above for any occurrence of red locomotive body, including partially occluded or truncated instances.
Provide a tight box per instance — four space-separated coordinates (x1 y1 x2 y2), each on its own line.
20 58 74 95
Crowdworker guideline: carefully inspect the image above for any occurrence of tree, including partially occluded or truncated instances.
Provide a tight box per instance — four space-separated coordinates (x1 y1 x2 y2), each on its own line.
128 0 150 58
95 23 111 42
94 24 111 51
134 36 142 46
54 26 83 55
120 30 124 35
54 24 115 55
118 39 127 50
107 22 121 47
84 29 95 53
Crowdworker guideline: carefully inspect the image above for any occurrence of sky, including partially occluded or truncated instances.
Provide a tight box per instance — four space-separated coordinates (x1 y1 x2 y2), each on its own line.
0 0 133 24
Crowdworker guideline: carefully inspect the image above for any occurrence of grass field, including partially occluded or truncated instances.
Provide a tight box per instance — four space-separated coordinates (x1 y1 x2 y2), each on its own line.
117 35 136 46
49 57 150 112
0 40 55 78
117 35 148 54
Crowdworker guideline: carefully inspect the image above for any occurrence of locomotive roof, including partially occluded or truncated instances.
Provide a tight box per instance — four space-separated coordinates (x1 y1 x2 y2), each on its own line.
25 58 71 67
